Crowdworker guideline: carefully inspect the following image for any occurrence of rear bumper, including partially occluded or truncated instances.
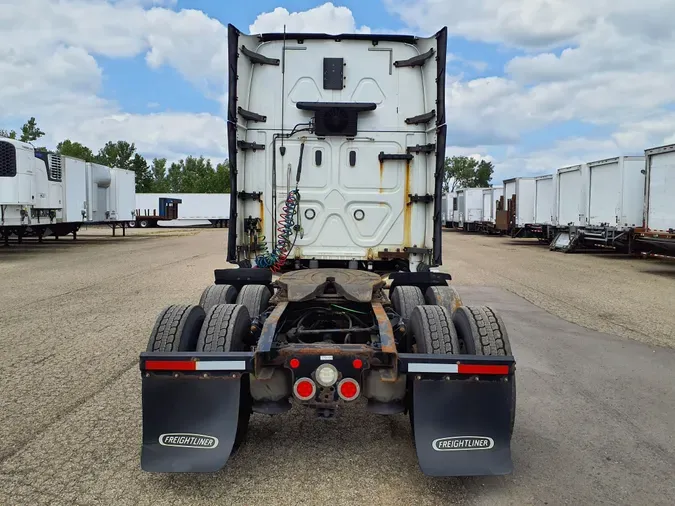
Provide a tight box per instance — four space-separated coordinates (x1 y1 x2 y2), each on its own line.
140 351 514 377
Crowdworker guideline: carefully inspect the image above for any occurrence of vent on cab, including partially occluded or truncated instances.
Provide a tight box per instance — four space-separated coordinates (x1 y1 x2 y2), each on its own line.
296 102 376 137
0 141 17 177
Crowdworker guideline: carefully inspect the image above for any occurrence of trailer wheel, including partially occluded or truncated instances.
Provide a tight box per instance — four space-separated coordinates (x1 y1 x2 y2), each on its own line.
199 284 237 313
146 304 205 352
128 221 136 228
235 284 271 318
197 304 252 450
452 306 515 435
424 285 463 314
139 219 150 228
391 285 425 324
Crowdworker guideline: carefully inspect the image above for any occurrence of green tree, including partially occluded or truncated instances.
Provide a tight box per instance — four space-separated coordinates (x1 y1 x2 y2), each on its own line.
0 129 17 139
20 117 45 143
444 156 478 192
213 161 231 193
149 158 170 192
443 156 494 191
472 160 494 187
96 140 136 170
56 139 96 161
130 153 153 192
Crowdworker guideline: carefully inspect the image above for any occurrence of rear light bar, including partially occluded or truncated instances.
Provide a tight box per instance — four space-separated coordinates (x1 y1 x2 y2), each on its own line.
406 363 509 375
144 360 247 371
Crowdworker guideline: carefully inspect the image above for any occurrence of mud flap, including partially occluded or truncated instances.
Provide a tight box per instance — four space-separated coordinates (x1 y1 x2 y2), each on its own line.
141 375 241 472
412 377 513 476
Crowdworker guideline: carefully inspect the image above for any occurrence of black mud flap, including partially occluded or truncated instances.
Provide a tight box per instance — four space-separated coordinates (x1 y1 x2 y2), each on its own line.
412 378 513 476
141 375 241 473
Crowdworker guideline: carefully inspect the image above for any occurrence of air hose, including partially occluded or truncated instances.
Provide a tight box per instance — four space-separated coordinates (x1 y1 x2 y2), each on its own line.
255 141 305 272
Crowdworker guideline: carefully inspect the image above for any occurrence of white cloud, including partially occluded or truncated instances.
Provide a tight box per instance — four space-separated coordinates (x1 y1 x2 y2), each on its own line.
0 0 230 160
385 0 675 176
249 3 371 34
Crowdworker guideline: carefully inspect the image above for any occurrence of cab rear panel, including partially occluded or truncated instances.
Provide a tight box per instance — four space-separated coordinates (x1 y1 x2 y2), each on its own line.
227 25 447 271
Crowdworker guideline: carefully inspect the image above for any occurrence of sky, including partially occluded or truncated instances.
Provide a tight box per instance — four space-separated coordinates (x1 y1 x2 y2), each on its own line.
2 0 675 184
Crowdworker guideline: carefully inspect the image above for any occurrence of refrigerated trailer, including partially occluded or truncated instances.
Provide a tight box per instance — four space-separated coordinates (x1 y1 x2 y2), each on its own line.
138 24 517 479
632 144 675 256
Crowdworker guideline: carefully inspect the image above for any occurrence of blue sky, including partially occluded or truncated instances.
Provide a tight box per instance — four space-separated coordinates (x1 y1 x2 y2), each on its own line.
2 0 675 181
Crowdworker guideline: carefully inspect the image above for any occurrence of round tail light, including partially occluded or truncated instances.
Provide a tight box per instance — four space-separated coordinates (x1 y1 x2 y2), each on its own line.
337 378 360 401
293 378 316 401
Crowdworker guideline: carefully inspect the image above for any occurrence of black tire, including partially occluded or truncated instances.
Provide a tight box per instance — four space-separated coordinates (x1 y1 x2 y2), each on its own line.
197 304 252 451
197 304 251 353
452 306 512 356
199 284 237 313
391 285 425 324
139 219 149 228
425 285 463 314
452 306 516 435
146 305 205 352
235 285 271 318
409 305 460 355
407 305 460 433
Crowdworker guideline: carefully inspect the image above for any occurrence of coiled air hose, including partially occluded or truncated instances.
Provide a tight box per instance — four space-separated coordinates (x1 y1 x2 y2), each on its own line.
254 141 305 272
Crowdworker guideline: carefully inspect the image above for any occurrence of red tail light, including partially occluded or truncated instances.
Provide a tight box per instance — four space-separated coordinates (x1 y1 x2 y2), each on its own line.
293 378 316 401
337 378 360 401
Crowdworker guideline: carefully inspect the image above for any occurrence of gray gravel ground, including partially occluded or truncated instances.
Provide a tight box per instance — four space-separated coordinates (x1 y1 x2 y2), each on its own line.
1 227 674 506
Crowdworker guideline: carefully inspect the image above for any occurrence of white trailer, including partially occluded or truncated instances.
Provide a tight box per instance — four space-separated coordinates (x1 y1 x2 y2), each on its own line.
135 193 230 227
481 186 503 223
555 164 589 228
502 177 536 228
586 156 645 229
109 168 136 222
442 191 456 227
56 155 88 223
633 145 675 256
85 162 112 223
456 187 487 231
0 138 69 241
534 175 556 226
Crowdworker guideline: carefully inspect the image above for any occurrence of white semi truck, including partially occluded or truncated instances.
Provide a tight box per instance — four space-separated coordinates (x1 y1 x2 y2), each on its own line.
139 24 516 479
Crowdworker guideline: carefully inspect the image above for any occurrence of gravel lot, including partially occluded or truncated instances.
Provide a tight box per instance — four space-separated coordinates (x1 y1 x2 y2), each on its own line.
1 227 673 506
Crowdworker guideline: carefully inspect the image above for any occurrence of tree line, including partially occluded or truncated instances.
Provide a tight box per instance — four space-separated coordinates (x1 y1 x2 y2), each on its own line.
1 117 230 194
3 117 494 195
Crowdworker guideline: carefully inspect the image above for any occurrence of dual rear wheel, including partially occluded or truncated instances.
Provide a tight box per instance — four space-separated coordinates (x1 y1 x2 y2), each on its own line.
146 282 272 450
392 284 515 436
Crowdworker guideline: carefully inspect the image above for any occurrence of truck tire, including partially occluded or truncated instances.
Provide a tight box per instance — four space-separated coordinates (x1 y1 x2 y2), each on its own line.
407 305 460 433
409 305 460 355
146 304 205 352
197 303 251 353
424 285 463 314
235 284 271 318
391 285 425 324
197 304 252 450
199 284 237 313
452 306 512 356
452 306 515 435
139 219 150 228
